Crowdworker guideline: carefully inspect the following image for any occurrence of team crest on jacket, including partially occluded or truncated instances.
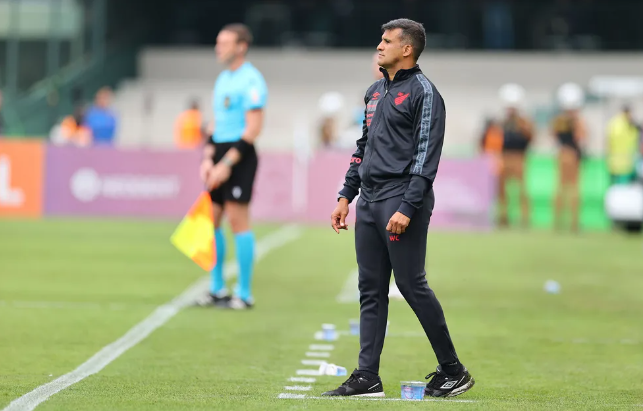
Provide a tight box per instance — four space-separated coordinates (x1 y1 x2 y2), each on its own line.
224 96 231 109
395 92 410 105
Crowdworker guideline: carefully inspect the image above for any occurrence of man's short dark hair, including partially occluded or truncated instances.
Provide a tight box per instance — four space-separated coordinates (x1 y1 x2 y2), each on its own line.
381 18 426 61
221 23 253 47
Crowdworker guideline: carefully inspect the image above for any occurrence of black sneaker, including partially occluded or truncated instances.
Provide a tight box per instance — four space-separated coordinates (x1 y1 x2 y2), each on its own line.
194 292 231 308
321 370 385 397
425 365 475 398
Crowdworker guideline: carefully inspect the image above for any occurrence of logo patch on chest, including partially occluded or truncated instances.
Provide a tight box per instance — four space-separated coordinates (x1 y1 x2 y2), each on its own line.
395 92 410 106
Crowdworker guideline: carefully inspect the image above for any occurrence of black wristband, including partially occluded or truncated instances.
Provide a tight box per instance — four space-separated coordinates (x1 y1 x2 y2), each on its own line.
233 139 254 157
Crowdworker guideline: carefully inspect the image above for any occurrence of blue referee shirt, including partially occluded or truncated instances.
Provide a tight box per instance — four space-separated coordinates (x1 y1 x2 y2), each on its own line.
212 62 268 143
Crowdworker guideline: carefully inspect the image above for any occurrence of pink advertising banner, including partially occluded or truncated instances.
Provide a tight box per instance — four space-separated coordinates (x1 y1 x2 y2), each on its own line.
45 147 203 217
44 146 495 229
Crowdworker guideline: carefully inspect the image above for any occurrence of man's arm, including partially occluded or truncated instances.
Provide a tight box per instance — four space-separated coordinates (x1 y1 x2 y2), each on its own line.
397 82 446 219
220 74 267 167
219 109 264 166
338 93 370 202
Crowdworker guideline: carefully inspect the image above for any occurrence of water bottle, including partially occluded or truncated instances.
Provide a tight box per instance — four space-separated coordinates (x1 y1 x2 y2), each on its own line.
321 363 347 376
321 324 338 341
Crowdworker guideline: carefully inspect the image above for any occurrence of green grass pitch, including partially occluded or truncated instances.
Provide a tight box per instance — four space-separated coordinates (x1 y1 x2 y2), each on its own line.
1 218 642 410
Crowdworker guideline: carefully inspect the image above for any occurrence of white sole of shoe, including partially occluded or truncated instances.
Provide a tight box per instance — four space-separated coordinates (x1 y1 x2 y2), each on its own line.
446 379 475 397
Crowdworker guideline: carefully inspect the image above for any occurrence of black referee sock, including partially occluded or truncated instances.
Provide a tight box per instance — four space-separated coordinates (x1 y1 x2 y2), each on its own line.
441 361 463 376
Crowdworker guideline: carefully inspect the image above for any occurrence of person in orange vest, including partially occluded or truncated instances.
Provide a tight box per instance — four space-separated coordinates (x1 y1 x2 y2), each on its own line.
174 100 204 149
58 105 92 146
479 117 504 176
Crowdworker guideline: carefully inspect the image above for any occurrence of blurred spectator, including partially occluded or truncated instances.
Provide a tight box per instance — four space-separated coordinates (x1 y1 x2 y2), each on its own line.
607 105 639 185
551 83 586 232
0 90 4 136
479 117 504 176
84 87 118 146
317 91 344 149
319 116 337 148
174 99 204 150
497 83 534 228
51 104 92 147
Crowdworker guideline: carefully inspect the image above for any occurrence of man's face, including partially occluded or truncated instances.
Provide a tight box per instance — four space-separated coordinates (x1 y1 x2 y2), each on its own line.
96 90 112 108
506 107 518 118
215 30 242 65
376 29 409 68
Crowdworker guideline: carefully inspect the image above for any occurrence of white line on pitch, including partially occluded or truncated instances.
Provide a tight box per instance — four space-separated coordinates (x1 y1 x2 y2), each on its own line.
278 393 306 399
284 386 312 391
309 344 334 351
2 225 303 411
301 359 326 366
289 377 316 383
305 352 330 358
296 369 321 376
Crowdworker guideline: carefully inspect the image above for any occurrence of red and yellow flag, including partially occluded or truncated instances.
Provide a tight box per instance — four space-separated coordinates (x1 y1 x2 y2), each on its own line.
170 192 216 271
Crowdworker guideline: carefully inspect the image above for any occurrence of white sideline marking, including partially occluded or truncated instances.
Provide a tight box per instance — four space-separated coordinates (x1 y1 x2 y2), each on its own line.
296 369 321 376
305 352 330 358
2 225 302 411
289 377 316 383
278 393 306 399
284 386 312 391
309 344 334 351
301 359 326 366
336 268 359 303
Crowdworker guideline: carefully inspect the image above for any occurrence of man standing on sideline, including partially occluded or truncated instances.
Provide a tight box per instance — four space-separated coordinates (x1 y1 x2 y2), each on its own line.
197 24 268 310
326 19 474 398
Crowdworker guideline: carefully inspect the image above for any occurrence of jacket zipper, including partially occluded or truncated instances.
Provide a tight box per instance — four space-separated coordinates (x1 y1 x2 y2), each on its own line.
364 82 390 202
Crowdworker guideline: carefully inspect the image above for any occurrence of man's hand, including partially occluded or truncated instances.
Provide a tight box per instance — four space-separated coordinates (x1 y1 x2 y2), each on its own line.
386 212 410 234
199 158 214 183
206 162 232 190
331 198 350 234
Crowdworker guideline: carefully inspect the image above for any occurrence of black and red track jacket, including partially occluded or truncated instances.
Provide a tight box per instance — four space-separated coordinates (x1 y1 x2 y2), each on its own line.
338 65 446 219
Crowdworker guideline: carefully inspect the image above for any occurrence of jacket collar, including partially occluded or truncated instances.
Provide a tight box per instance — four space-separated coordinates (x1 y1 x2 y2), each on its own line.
379 64 421 82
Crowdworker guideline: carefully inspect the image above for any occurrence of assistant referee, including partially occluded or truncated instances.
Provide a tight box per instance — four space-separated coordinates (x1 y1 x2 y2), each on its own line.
197 23 268 310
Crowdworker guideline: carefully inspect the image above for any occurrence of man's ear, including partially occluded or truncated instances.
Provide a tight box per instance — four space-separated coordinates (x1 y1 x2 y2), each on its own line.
239 43 248 55
402 44 413 58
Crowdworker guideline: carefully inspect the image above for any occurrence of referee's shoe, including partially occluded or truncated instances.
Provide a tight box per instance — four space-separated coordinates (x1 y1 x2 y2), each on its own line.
424 365 475 397
194 291 230 308
321 370 384 397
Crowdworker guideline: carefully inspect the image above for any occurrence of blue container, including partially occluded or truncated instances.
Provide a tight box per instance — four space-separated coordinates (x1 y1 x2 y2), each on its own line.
321 324 337 341
349 319 359 336
400 381 425 400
